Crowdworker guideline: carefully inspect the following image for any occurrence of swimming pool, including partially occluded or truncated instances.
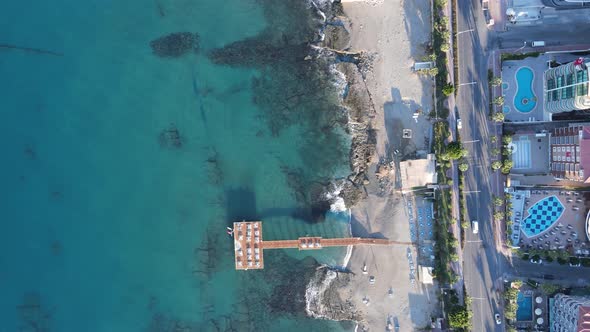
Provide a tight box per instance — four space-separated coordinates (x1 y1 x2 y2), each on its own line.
514 67 537 113
521 195 564 238
517 292 533 321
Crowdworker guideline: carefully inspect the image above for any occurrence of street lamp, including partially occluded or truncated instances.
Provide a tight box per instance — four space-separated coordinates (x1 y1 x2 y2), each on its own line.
514 41 527 54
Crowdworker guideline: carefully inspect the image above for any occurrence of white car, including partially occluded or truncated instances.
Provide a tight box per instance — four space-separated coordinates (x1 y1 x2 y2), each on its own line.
472 220 479 234
457 118 462 130
495 313 502 325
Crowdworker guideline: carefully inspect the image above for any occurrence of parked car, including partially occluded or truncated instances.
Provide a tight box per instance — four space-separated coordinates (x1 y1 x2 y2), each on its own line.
457 118 462 130
495 313 502 325
369 275 376 285
570 262 581 267
530 257 543 264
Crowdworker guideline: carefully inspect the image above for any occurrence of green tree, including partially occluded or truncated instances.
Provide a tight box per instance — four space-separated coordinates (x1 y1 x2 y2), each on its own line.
504 302 517 320
490 135 498 143
490 76 502 87
494 211 505 221
491 112 505 122
458 163 469 172
502 135 513 145
442 83 455 96
444 141 467 160
493 196 503 206
491 147 500 156
540 283 559 295
435 0 448 7
440 41 450 52
493 96 505 106
448 306 471 329
501 160 514 174
491 160 502 171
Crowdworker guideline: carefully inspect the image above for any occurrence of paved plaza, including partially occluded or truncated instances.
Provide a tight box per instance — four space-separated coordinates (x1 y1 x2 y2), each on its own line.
511 190 590 251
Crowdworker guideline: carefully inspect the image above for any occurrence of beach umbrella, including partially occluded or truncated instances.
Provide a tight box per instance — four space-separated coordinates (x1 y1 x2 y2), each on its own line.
536 317 544 325
535 308 542 315
536 296 543 303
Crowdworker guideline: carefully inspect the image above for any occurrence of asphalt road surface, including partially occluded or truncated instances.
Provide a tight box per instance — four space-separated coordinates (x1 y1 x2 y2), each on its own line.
456 1 509 331
454 2 590 331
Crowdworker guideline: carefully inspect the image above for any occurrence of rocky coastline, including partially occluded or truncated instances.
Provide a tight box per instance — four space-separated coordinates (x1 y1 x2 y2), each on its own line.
314 0 377 210
305 266 363 323
303 0 377 327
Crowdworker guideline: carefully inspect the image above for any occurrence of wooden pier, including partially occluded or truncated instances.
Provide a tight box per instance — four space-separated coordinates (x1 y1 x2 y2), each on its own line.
233 221 413 270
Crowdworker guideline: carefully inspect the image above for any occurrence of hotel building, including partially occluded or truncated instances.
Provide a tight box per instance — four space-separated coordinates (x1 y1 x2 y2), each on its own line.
550 294 590 332
544 59 590 114
550 124 590 183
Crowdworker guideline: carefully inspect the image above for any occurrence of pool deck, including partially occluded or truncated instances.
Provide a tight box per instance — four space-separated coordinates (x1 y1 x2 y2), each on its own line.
515 191 590 250
502 56 549 122
509 133 550 175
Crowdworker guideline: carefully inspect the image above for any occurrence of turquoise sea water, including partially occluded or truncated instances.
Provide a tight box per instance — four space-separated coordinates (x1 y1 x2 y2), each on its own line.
1 1 353 331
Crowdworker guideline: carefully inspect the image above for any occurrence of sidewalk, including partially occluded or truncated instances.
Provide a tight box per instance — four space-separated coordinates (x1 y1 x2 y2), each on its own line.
488 0 507 32
444 0 465 303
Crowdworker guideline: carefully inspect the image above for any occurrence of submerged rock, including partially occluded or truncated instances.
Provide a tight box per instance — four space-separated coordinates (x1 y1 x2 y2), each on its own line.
158 123 183 149
150 32 199 58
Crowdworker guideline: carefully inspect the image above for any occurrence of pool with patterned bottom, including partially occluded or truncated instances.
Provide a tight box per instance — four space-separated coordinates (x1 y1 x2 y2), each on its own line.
521 196 564 238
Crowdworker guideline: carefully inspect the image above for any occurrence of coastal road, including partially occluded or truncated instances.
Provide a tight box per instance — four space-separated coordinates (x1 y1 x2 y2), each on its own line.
455 0 509 331
509 260 590 287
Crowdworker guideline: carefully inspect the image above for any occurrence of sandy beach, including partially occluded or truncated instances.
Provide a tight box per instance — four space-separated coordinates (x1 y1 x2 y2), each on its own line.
339 0 440 330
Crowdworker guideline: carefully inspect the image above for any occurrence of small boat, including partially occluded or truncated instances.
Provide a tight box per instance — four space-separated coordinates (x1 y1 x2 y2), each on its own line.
226 227 233 231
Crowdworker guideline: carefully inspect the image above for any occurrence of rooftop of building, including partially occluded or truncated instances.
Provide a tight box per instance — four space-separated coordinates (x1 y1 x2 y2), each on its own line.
399 153 437 191
579 305 590 332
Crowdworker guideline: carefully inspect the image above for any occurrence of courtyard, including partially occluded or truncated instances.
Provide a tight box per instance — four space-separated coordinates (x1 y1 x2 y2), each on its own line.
509 190 590 252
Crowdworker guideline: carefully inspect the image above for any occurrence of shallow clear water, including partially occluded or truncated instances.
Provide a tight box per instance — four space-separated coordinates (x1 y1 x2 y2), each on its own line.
0 1 353 330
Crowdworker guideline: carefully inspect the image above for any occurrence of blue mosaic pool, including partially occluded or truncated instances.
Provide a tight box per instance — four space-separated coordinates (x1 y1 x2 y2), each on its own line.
521 195 564 237
517 292 533 321
514 67 537 113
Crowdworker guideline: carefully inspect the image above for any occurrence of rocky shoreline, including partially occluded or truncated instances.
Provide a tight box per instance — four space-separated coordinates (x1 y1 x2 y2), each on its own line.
303 0 377 327
315 0 377 210
305 266 363 323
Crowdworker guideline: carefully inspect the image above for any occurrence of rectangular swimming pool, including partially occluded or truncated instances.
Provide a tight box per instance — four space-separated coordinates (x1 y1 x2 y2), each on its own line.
517 292 533 321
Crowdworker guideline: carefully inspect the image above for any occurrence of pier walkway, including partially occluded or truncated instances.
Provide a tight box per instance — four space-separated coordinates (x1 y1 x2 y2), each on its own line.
233 221 414 270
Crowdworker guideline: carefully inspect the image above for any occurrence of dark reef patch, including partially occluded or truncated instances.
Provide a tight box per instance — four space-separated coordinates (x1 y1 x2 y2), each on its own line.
207 1 361 222
17 292 53 332
159 123 184 149
150 32 199 58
